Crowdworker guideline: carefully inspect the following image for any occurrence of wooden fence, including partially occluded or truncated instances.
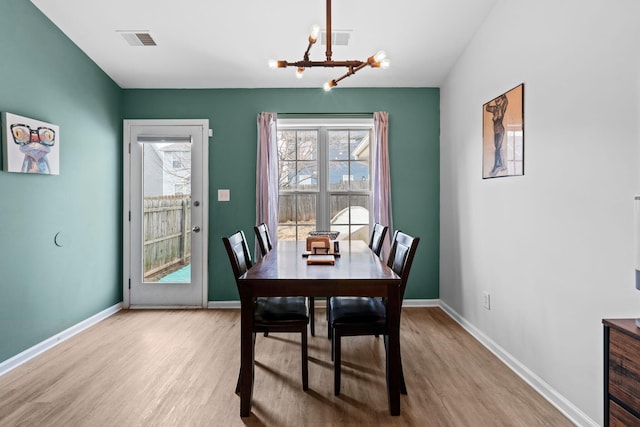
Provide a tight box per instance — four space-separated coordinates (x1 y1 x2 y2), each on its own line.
278 181 369 223
143 196 191 280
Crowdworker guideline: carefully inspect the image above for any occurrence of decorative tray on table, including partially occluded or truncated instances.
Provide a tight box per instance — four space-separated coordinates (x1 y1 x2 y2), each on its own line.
308 231 340 240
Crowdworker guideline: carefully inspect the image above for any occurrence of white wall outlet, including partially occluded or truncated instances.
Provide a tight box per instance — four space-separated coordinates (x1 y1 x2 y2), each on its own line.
483 291 491 310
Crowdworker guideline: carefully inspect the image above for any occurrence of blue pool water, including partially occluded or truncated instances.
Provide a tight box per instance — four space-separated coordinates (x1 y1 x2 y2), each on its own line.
158 264 191 283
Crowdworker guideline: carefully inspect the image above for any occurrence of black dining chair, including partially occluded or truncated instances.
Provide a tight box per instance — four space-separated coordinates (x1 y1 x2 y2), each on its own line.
326 223 389 339
328 230 419 396
369 223 389 258
223 230 309 391
254 223 275 337
254 223 273 257
254 223 317 337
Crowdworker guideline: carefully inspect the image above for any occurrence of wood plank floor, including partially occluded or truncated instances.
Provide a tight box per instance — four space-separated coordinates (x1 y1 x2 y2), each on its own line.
0 307 573 426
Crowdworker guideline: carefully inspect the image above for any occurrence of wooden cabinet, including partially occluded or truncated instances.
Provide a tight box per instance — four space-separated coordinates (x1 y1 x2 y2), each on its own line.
603 319 640 426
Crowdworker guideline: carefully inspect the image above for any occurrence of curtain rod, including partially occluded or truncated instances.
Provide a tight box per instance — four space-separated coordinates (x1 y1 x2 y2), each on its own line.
277 112 374 118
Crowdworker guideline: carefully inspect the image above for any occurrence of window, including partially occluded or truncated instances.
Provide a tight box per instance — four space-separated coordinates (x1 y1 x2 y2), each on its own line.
162 148 191 196
166 150 189 170
171 152 181 169
277 118 373 243
174 183 189 195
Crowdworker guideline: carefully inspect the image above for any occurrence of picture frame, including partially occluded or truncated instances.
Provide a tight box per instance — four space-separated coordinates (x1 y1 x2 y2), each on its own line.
2 112 60 175
482 83 524 179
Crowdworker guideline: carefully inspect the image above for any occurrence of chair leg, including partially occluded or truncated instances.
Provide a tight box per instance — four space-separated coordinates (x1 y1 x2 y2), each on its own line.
327 300 333 340
399 346 407 395
330 327 334 361
237 332 258 394
326 297 332 339
309 297 315 336
383 334 407 395
334 332 341 396
302 328 309 391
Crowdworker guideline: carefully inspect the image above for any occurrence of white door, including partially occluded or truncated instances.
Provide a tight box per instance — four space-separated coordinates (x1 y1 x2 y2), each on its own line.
123 119 209 308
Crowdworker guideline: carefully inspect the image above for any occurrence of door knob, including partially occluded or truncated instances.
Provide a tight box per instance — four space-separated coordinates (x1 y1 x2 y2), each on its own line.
192 225 201 233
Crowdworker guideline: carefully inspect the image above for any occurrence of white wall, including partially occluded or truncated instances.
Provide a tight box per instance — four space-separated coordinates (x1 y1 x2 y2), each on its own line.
440 0 640 424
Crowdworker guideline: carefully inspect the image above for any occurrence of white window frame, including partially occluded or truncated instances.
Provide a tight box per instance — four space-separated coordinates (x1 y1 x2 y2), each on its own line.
277 117 374 241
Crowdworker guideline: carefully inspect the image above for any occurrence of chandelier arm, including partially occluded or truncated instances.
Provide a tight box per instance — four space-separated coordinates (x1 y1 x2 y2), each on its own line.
303 33 318 62
303 43 313 62
333 61 369 85
283 60 366 68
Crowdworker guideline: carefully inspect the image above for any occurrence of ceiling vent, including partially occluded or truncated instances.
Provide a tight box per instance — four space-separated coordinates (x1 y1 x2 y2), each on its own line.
321 30 351 46
119 31 157 47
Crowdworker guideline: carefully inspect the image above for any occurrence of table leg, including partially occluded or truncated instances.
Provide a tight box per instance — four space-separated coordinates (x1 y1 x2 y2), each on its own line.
386 285 401 416
239 292 255 417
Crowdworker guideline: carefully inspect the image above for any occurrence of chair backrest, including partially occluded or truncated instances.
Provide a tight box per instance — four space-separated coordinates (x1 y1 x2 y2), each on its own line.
222 230 253 281
387 230 420 301
254 223 273 257
369 223 389 257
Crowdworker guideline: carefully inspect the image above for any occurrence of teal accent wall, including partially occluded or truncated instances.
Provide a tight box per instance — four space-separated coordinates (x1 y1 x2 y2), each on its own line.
0 1 122 362
0 1 439 365
123 88 440 302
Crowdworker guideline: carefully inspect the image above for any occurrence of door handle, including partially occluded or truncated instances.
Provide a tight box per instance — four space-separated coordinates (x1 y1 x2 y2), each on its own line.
192 225 201 233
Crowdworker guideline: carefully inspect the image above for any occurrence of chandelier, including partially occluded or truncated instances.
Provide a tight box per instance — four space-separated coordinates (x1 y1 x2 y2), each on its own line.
269 0 390 91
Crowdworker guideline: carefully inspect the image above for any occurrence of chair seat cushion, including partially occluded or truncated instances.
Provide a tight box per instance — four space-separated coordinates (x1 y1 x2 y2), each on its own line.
329 297 386 324
255 297 308 322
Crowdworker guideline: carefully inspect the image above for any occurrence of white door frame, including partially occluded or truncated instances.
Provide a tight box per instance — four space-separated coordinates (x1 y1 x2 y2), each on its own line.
123 119 209 308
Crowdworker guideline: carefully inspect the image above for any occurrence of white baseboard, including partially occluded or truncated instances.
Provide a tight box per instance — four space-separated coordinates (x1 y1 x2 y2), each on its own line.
403 298 441 307
0 302 122 377
208 301 240 309
438 301 596 427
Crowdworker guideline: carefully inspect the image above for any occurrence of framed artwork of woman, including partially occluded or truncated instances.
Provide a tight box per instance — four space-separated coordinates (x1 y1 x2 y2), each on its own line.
482 84 524 179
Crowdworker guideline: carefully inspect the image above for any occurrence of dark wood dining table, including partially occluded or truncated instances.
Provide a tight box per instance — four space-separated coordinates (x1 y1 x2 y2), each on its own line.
236 240 403 417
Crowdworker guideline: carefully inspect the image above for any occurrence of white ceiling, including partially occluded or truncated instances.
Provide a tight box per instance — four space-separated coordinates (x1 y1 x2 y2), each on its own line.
31 0 497 89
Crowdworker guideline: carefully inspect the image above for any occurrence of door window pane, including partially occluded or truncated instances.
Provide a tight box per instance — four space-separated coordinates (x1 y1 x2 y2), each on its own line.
142 142 192 283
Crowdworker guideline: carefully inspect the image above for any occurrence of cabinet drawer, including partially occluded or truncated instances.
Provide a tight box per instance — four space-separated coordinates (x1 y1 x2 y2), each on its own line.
610 399 640 426
610 328 640 410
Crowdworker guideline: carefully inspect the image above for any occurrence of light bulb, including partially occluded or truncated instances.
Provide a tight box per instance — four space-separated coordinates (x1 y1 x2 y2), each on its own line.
380 58 390 69
374 51 386 62
268 59 278 70
323 80 336 91
309 24 320 43
296 68 304 79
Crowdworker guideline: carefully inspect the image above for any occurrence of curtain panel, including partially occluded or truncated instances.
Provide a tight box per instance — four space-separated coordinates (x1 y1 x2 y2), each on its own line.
255 112 278 260
372 111 393 258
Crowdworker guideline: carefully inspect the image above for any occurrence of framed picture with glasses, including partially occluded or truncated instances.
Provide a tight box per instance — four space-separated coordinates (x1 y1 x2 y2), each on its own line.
2 112 59 175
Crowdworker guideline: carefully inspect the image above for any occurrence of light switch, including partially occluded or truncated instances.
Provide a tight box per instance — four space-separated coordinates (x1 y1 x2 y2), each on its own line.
218 189 230 201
